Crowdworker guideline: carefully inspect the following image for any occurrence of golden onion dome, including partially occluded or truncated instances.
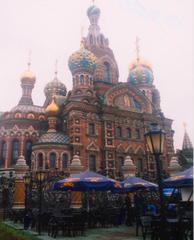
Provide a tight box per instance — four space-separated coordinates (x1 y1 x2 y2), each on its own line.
21 70 36 80
128 58 152 71
45 96 59 115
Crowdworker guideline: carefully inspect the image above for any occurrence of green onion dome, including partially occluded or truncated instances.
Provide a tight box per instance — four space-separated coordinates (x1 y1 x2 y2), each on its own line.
128 59 154 85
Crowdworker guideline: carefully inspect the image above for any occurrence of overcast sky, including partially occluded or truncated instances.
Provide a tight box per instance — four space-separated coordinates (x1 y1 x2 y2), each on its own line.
0 0 193 150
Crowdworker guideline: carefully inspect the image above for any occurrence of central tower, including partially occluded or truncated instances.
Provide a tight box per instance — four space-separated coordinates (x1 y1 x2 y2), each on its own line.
84 3 119 84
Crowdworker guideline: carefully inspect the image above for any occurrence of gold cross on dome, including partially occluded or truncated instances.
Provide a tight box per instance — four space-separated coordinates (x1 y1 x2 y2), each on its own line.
55 59 58 77
92 0 95 4
135 36 140 62
183 122 187 130
28 50 31 70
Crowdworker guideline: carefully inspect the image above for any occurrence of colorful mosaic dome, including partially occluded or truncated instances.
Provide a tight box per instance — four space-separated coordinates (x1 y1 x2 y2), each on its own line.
44 77 67 97
37 132 70 145
87 5 101 18
68 44 97 75
128 59 154 85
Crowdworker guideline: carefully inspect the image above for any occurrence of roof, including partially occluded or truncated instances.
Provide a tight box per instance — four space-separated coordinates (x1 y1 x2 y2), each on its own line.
10 105 44 113
37 132 70 145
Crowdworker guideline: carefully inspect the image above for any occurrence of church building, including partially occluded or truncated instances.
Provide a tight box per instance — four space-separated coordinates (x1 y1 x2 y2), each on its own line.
0 4 175 179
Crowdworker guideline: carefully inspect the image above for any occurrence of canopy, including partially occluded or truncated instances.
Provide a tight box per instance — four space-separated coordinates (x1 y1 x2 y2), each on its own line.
121 176 158 192
53 171 122 192
163 167 193 188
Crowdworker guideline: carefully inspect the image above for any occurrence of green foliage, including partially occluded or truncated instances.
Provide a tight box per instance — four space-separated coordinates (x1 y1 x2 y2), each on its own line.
0 222 40 240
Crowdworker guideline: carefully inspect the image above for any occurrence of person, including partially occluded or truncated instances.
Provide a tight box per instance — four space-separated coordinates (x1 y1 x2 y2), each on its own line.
23 209 33 230
125 194 133 226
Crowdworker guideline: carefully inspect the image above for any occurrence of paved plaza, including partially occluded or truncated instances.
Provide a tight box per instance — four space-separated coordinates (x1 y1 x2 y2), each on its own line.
5 220 142 240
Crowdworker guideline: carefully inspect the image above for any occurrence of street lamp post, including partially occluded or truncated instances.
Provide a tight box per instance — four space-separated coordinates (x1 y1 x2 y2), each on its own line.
144 123 165 221
36 170 46 235
23 173 31 213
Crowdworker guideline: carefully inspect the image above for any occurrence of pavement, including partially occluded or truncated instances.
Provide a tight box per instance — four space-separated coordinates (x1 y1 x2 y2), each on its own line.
5 220 143 240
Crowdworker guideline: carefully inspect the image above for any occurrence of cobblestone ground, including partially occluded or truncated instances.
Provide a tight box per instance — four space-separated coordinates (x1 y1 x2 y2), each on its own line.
5 221 143 240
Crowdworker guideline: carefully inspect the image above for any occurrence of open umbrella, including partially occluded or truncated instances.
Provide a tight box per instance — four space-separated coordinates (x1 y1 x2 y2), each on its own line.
163 167 193 188
53 171 122 192
121 176 158 192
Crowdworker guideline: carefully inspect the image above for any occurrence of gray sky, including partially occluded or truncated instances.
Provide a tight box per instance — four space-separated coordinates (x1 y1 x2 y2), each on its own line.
0 0 193 149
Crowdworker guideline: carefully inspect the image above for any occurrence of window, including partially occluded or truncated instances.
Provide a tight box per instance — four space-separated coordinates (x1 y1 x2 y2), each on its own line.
107 139 113 145
90 35 93 44
126 128 131 139
0 141 6 167
37 153 43 168
106 122 112 129
103 62 110 82
11 140 19 165
116 127 122 138
50 152 56 169
88 123 95 135
133 98 141 110
136 129 141 139
25 140 32 168
62 154 68 169
89 155 96 172
80 75 84 84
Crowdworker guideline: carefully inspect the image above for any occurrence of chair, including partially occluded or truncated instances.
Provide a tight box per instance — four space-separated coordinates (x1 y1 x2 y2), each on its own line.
71 213 86 237
140 216 153 240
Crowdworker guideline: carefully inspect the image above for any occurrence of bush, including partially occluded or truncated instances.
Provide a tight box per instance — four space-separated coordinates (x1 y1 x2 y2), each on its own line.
0 222 40 240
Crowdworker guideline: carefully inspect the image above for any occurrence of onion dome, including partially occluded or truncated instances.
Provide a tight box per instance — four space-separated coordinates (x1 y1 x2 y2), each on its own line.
87 5 100 17
21 70 36 81
128 59 154 85
45 96 59 115
68 43 97 75
44 77 67 98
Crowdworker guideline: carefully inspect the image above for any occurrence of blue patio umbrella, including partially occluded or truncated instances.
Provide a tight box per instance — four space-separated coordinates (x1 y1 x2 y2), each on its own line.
121 176 158 192
163 167 193 188
53 171 122 192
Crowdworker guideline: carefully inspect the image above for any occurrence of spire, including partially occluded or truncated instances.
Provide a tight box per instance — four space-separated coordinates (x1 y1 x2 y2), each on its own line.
85 3 109 48
182 123 193 150
19 52 36 106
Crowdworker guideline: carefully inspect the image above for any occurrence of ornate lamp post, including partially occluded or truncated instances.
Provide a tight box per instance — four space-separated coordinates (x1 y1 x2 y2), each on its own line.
144 123 165 220
35 170 46 235
23 173 31 213
0 173 8 220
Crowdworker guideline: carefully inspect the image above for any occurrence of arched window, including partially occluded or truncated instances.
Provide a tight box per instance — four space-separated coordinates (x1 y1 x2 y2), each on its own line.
88 123 95 135
11 140 19 166
80 75 84 84
116 127 122 138
37 153 43 169
103 62 110 82
0 141 6 167
100 35 103 45
136 129 141 139
126 128 131 139
62 153 68 169
89 155 96 172
25 140 32 168
90 35 93 44
50 152 56 169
